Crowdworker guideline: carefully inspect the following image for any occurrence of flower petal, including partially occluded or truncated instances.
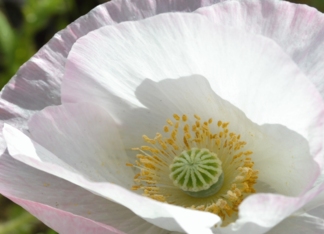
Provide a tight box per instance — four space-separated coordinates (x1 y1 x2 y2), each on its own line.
2 99 320 232
300 171 324 213
26 102 134 187
62 12 324 168
0 153 167 234
219 185 324 233
196 0 324 98
7 196 124 234
267 214 324 234
0 0 220 146
121 75 319 196
3 124 219 232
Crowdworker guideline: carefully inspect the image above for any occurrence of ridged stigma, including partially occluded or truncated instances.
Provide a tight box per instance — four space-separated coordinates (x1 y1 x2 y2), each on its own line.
169 148 224 197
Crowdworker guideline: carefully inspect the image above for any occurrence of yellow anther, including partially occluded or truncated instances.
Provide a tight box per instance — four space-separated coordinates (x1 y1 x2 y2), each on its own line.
173 114 180 121
171 130 177 140
141 146 151 151
185 133 191 139
167 138 174 145
244 151 253 155
155 133 162 139
222 122 229 128
143 135 156 144
183 136 190 149
131 114 258 225
131 185 141 190
216 138 221 147
164 126 169 132
184 124 189 132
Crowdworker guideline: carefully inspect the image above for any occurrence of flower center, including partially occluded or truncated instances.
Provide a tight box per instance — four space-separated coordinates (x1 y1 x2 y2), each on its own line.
170 148 224 198
128 114 259 225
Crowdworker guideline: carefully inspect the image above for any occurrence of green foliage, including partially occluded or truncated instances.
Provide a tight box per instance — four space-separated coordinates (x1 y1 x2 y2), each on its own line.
0 0 75 88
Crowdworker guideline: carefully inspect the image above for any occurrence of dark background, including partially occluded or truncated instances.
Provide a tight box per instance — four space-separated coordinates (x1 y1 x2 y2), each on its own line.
0 0 323 233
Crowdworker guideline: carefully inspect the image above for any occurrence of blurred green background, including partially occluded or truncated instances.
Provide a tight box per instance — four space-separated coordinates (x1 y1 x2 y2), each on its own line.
0 0 323 233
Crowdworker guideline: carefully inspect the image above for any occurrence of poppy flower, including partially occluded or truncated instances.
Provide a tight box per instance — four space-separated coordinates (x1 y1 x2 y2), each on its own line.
1 0 324 233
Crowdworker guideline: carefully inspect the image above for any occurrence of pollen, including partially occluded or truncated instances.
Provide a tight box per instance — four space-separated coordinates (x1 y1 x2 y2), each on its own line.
129 114 259 225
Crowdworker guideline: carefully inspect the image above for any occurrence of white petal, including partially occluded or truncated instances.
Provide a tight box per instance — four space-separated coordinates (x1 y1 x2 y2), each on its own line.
0 153 167 233
3 124 219 232
61 12 324 169
26 102 134 187
268 203 324 234
112 75 319 196
301 172 324 212
3 82 320 232
0 0 220 148
267 214 324 234
8 195 126 234
254 124 319 196
197 0 324 98
219 185 324 233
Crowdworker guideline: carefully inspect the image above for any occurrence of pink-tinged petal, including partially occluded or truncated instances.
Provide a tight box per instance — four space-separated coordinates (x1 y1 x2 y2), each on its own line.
0 99 34 154
0 0 221 139
308 204 324 226
217 184 324 233
7 195 123 234
27 102 134 187
197 0 324 98
3 122 323 233
267 214 324 234
301 172 324 212
3 124 219 232
61 12 324 168
0 153 167 233
106 75 319 196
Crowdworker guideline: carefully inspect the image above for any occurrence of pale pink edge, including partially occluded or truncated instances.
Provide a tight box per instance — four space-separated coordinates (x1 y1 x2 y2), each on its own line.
0 0 222 109
3 194 125 234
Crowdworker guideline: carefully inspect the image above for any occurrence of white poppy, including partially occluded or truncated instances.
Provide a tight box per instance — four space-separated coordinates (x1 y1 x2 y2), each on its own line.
1 0 324 233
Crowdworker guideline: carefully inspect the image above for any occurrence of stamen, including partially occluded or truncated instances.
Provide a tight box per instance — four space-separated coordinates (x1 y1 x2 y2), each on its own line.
129 114 259 225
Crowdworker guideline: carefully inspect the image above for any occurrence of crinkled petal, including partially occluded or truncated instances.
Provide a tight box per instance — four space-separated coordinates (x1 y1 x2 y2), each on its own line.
267 214 324 234
4 92 316 231
299 171 324 213
280 204 324 234
196 0 324 98
3 124 219 233
62 12 324 168
8 196 124 234
118 75 319 196
0 0 221 144
27 102 133 187
0 153 167 234
218 185 324 233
